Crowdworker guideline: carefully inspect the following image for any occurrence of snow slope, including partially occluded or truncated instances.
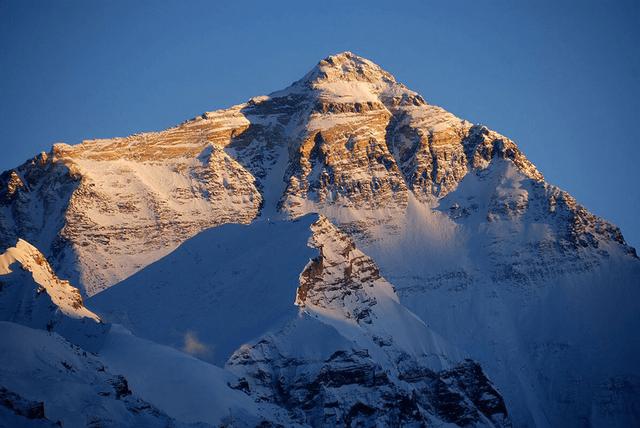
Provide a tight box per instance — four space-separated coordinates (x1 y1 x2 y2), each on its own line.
97 324 290 426
0 321 200 428
90 216 318 365
347 158 640 427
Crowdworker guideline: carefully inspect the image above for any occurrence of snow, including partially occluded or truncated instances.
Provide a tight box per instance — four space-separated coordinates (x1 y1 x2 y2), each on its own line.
230 311 356 368
0 322 185 428
345 159 640 427
88 213 479 423
0 239 98 321
314 81 382 103
253 143 289 220
89 215 318 365
98 324 275 426
87 213 481 423
0 320 286 427
301 217 463 371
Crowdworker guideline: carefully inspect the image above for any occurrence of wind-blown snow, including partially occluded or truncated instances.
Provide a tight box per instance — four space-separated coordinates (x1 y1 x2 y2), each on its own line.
354 159 640 427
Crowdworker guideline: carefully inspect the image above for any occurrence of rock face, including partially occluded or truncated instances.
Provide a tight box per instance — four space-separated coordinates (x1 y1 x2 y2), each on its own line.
0 119 262 295
1 51 639 427
229 326 509 427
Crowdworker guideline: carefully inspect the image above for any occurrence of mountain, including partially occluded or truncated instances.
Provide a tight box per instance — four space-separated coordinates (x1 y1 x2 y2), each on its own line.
1 51 638 427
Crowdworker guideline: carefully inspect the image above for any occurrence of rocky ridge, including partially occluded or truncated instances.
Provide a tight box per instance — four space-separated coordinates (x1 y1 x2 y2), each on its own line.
0 238 108 351
227 216 509 427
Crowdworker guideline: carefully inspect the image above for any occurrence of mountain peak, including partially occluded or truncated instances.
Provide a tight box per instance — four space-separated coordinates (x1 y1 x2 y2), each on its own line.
307 51 396 85
0 238 100 322
274 51 421 106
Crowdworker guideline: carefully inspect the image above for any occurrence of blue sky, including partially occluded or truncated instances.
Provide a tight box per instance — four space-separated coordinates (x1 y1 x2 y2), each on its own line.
1 0 638 247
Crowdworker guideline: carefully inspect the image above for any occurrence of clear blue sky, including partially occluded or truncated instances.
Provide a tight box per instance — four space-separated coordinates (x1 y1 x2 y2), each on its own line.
1 0 638 248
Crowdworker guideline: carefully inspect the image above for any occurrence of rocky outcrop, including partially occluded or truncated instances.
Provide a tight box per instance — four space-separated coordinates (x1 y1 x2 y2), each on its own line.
0 387 52 425
0 239 108 350
296 216 381 324
229 334 509 427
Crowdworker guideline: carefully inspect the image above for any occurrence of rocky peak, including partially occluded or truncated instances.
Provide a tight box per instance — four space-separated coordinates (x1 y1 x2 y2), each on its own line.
0 238 107 350
4 171 25 201
1 52 632 300
0 239 97 320
302 51 396 85
274 51 424 109
0 53 637 427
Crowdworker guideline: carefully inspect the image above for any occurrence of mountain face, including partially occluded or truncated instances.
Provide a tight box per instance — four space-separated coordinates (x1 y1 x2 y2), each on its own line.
1 52 638 427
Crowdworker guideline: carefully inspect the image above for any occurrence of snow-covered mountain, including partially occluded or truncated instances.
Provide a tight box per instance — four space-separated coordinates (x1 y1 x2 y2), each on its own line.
1 52 638 427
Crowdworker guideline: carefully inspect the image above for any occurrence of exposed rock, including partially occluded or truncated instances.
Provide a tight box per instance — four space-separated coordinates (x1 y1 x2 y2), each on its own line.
0 239 108 351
